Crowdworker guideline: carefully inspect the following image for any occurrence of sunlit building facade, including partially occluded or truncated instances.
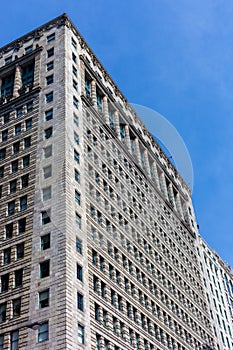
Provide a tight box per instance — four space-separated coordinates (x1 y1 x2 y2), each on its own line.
0 14 216 350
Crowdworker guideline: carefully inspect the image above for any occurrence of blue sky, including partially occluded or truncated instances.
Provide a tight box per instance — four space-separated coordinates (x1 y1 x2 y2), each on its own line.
1 1 232 267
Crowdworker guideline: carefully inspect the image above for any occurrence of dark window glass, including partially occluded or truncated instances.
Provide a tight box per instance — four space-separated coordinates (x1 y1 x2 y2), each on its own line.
76 238 82 254
2 130 8 142
10 180 17 193
18 218 26 233
38 322 49 342
13 142 20 154
8 200 15 215
0 166 4 178
3 248 11 265
1 73 14 96
15 269 23 287
46 92 53 103
45 109 53 121
46 75 53 85
10 330 19 350
27 102 33 112
12 298 21 318
77 293 84 311
3 114 10 124
25 118 32 130
75 169 80 183
6 223 13 239
77 264 83 281
41 233 50 250
22 63 34 86
11 160 18 173
40 261 50 278
21 174 29 188
0 148 6 160
47 48 54 58
20 196 27 211
47 61 54 71
16 243 24 259
0 304 6 322
47 33 55 43
41 211 51 225
15 124 21 135
1 274 9 292
44 127 53 139
23 155 30 168
16 107 23 118
24 136 31 148
39 289 49 308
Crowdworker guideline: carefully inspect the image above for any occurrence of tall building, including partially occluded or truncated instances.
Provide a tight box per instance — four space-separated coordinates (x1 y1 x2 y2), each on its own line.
196 236 233 350
0 14 216 350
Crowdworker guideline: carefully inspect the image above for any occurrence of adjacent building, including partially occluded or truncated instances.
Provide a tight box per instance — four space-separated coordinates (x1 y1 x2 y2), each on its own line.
0 13 218 350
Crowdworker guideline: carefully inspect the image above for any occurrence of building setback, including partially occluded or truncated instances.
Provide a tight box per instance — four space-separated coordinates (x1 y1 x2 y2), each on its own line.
0 13 216 350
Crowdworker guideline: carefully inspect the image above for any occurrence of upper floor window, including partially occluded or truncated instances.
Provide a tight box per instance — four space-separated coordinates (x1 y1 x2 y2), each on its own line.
41 233 50 250
85 77 91 97
25 45 33 54
1 73 14 97
47 48 54 58
38 322 49 342
71 37 77 49
47 33 55 43
13 141 21 154
47 61 54 71
22 63 34 86
46 92 53 103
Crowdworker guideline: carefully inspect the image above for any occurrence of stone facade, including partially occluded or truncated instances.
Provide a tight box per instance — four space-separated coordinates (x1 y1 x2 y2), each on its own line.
0 13 217 350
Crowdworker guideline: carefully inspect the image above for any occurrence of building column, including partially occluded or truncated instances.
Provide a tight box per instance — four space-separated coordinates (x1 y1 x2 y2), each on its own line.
175 192 183 218
152 161 160 189
114 110 120 138
13 65 22 97
124 125 131 152
159 171 168 199
91 80 97 108
134 138 141 164
143 150 150 176
103 96 109 125
168 182 175 208
33 52 41 88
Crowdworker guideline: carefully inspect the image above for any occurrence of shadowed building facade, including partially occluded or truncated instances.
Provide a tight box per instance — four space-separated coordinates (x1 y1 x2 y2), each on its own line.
0 14 216 350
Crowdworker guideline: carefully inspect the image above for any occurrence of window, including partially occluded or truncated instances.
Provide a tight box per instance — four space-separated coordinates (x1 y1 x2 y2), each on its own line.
6 223 13 239
43 186 51 201
47 33 55 42
1 73 14 96
72 37 77 49
75 190 80 205
39 289 49 308
10 179 17 193
3 248 11 264
0 334 4 350
76 237 82 253
46 92 53 103
41 233 50 250
72 52 77 63
47 47 54 58
77 324 84 344
40 260 50 278
45 109 53 121
16 107 23 118
96 334 101 350
27 102 33 112
74 169 80 183
24 136 31 148
74 150 80 163
76 213 81 229
72 65 77 76
20 196 27 211
8 200 15 215
74 132 79 145
43 165 52 178
0 166 4 178
73 113 78 126
44 145 52 158
44 127 53 139
13 141 20 154
73 96 78 109
15 124 21 135
46 75 53 85
2 129 8 142
0 148 6 160
41 210 51 225
23 155 30 168
11 160 18 173
77 293 84 311
38 322 49 342
73 79 78 90
16 243 24 260
25 45 33 54
4 114 10 124
12 298 21 318
47 61 54 71
22 64 34 86
1 274 9 292
21 174 29 188
10 330 19 350
77 264 83 281
15 269 23 287
5 56 12 63
18 218 26 233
